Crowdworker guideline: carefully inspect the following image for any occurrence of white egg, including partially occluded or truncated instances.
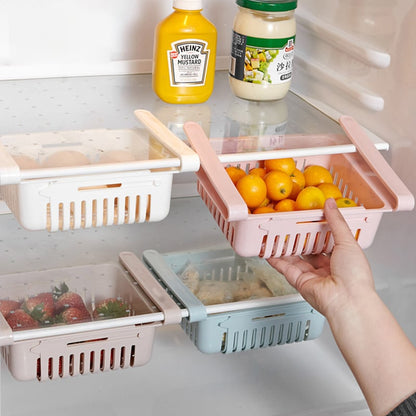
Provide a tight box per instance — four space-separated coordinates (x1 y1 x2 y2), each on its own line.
99 150 136 163
12 155 40 169
43 151 90 168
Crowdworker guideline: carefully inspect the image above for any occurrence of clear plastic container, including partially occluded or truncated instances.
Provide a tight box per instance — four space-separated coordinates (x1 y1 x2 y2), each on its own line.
229 0 297 101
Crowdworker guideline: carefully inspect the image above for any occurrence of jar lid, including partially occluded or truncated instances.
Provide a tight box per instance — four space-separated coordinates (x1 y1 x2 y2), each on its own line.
236 0 297 12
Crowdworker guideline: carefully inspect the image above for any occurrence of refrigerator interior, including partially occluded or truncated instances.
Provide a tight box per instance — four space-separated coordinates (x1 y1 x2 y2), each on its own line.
0 0 415 415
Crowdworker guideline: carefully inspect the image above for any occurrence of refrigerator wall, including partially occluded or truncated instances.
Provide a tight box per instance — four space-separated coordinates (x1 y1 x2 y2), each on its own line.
2 0 415 146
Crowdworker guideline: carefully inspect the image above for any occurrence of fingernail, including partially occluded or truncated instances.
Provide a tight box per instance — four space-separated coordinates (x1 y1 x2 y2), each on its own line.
325 198 337 208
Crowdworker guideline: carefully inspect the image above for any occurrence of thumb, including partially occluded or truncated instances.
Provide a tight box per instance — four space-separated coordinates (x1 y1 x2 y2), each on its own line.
324 198 357 245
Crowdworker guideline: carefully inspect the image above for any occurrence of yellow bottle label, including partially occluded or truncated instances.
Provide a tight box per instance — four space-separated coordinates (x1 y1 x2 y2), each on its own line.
152 9 217 104
168 39 210 86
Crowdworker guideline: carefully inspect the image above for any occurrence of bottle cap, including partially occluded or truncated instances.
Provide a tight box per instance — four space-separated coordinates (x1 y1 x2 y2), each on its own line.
173 0 203 10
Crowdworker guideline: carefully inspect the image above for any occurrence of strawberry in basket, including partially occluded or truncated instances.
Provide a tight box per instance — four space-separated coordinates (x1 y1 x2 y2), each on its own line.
53 282 92 325
6 309 40 330
0 300 21 318
93 298 131 320
61 307 92 324
22 292 55 323
53 283 87 313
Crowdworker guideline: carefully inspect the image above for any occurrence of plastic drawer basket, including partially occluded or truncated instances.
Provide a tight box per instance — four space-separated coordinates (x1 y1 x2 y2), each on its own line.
143 248 325 354
184 115 414 258
0 252 182 381
0 110 199 231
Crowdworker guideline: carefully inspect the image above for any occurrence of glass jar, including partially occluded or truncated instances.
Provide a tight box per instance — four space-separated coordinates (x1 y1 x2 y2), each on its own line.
229 0 297 101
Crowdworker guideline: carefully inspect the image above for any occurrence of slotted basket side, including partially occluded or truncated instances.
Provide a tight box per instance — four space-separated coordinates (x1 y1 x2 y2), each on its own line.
2 325 157 381
1 171 173 231
197 151 386 258
181 302 324 354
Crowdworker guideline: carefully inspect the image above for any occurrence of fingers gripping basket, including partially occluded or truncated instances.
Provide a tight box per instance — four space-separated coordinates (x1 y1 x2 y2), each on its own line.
0 110 199 231
0 252 182 381
143 248 325 354
184 116 414 258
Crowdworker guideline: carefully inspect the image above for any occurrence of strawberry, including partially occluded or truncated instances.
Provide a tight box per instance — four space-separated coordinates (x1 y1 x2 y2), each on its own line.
6 309 40 330
0 300 21 317
61 307 91 324
53 283 86 313
22 292 55 323
93 298 131 320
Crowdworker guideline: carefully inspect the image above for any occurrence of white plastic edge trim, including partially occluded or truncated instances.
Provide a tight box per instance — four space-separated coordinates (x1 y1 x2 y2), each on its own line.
294 52 385 112
296 8 391 69
10 312 166 343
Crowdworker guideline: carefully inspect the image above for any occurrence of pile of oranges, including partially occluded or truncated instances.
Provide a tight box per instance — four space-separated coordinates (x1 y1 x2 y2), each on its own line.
225 157 357 214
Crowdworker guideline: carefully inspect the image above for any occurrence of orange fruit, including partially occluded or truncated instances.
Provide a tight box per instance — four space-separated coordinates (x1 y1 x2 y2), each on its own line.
303 165 333 187
317 183 343 200
252 206 276 214
264 157 296 175
264 170 293 201
249 167 267 178
295 186 326 210
274 198 296 212
336 197 358 208
258 197 271 208
236 174 267 209
289 168 306 199
225 166 246 185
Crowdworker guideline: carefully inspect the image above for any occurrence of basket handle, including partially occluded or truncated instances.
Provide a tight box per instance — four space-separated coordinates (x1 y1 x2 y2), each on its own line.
142 250 207 323
339 115 415 212
0 142 21 185
184 121 249 221
134 109 200 173
119 251 182 325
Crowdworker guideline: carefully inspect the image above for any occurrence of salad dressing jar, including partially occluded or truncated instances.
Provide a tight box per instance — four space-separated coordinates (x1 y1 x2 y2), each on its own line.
229 0 297 101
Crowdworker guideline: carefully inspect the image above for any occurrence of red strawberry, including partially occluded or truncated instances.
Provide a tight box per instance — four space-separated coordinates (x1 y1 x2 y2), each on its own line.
55 292 86 313
93 298 131 320
61 307 91 324
22 292 55 322
0 300 21 317
53 283 86 313
6 309 40 330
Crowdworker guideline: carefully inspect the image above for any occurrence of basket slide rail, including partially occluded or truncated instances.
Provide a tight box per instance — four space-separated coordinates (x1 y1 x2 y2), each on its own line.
339 115 414 212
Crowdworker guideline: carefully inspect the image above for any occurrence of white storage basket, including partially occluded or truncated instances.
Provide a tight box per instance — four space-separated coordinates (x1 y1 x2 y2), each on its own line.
0 110 199 231
0 252 182 381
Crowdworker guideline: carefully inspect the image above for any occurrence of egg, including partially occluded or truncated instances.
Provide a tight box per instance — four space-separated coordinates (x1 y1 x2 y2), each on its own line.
99 150 136 164
12 155 40 169
43 151 90 168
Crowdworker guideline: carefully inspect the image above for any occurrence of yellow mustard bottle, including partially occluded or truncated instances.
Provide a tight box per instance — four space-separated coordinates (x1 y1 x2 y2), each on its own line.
152 0 217 104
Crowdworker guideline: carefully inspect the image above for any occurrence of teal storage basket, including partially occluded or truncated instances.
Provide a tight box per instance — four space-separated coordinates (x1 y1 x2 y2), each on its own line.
143 248 325 354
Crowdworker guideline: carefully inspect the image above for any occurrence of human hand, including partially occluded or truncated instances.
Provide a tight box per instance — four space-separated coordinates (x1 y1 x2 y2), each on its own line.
267 198 375 318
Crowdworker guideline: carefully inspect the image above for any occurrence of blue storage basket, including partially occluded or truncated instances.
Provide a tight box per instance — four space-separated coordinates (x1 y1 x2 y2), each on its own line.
142 248 325 354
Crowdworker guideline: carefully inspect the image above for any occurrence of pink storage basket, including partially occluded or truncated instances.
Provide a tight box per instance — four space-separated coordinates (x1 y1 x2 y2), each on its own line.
184 116 414 258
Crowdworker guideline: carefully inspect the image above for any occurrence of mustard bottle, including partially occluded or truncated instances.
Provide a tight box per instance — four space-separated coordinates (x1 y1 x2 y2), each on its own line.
152 0 217 104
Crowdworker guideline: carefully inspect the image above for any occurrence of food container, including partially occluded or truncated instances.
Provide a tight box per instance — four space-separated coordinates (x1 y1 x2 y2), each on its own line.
0 110 199 231
183 115 414 258
143 248 325 354
229 0 297 101
0 252 182 381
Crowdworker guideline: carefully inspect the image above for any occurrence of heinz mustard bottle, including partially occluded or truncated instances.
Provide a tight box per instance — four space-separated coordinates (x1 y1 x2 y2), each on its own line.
152 0 217 104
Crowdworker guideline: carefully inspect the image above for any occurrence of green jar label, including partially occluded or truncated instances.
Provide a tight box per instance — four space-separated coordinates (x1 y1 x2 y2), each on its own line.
230 31 295 85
